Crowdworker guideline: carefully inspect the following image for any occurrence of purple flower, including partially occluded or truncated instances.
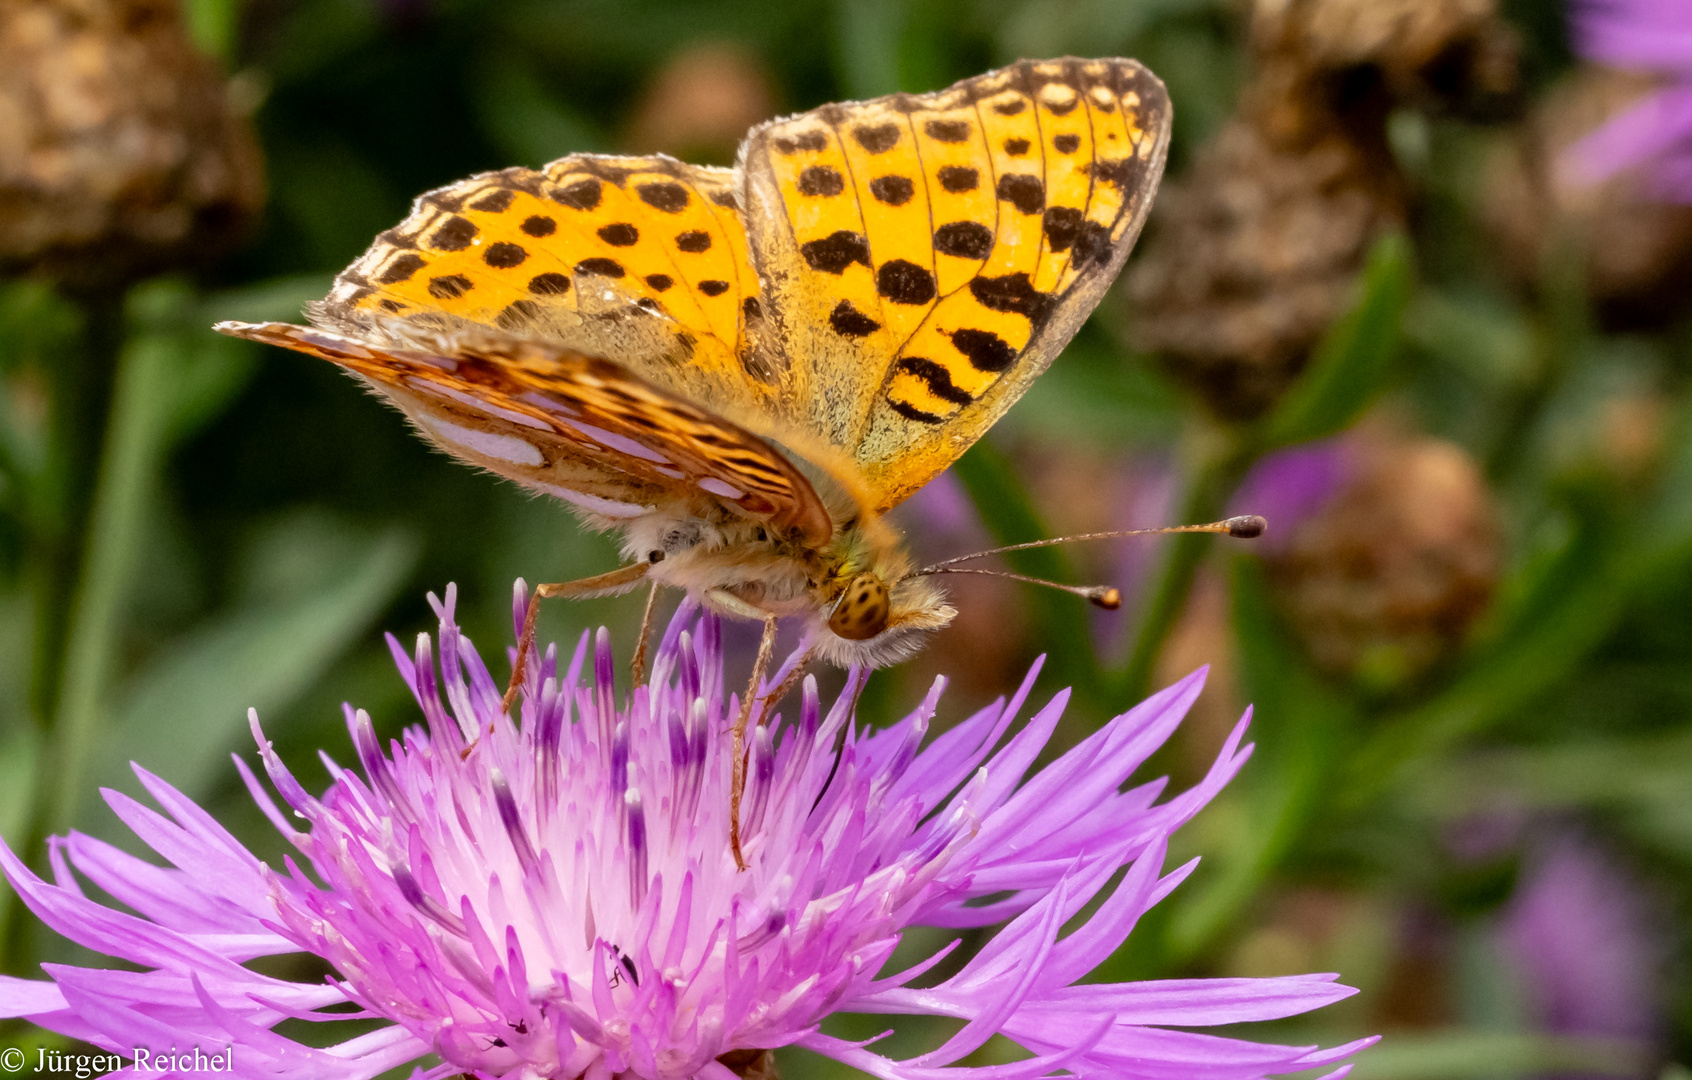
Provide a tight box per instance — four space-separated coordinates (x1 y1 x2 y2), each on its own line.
0 584 1374 1080
1230 439 1352 554
1499 835 1664 1051
1565 0 1692 198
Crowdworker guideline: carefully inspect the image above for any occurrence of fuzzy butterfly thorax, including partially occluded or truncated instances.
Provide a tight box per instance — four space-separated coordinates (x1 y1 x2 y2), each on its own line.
218 56 1171 667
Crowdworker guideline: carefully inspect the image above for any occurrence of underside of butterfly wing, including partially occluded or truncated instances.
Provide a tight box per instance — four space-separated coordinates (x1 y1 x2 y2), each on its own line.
216 320 834 546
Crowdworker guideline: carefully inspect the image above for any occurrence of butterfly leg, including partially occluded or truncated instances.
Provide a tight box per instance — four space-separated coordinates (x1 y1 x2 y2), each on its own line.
629 581 662 687
503 563 651 713
728 613 779 871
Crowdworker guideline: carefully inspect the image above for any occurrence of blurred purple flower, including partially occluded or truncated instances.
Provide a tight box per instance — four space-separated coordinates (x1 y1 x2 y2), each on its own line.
0 584 1373 1080
1500 835 1663 1050
1565 0 1692 198
1230 439 1352 553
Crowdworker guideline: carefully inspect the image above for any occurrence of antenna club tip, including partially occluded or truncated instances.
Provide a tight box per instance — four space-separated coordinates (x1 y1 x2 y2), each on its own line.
1089 587 1122 610
1226 515 1267 539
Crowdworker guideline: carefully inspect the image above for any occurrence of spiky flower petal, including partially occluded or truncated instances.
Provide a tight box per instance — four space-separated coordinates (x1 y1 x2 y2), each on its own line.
0 584 1373 1079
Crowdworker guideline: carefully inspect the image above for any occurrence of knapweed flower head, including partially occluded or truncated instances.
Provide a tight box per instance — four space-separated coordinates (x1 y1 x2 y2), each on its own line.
0 583 1373 1080
1565 0 1692 199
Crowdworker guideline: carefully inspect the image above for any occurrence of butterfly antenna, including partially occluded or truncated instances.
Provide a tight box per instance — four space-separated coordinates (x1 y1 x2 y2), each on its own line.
903 515 1267 608
914 566 1124 609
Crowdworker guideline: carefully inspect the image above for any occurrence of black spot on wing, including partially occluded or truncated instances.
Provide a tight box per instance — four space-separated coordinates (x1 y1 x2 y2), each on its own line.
869 175 914 206
521 215 556 237
925 119 971 142
937 166 979 192
484 242 527 268
377 253 426 284
636 182 690 212
1053 133 1081 154
997 174 1045 215
1042 206 1083 252
890 399 945 423
645 273 673 291
970 272 1053 326
698 280 730 297
529 273 570 296
497 299 541 330
675 231 712 253
1074 220 1114 268
1091 159 1134 187
554 178 602 210
854 123 901 153
428 274 472 299
897 357 973 404
742 297 762 320
598 223 639 246
798 166 845 197
429 216 478 251
829 299 881 337
378 298 406 312
575 257 625 278
933 221 993 260
949 327 1017 372
468 189 515 213
993 99 1027 115
774 131 829 154
800 231 870 274
877 260 936 305
1003 137 1030 156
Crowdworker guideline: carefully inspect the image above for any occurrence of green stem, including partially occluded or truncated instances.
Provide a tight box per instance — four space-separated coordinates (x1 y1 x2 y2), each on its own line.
1115 429 1253 700
44 335 171 830
4 312 172 972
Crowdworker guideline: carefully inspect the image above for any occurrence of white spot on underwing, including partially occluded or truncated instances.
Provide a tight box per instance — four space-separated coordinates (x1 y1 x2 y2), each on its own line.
697 478 744 499
421 416 543 466
569 421 671 464
533 482 653 518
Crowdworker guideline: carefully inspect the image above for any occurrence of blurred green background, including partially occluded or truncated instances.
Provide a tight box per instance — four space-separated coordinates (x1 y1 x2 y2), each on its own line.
1 0 1689 1076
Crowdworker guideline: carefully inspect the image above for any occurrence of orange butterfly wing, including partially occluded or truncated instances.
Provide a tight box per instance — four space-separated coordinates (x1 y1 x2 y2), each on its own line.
215 320 832 545
742 57 1171 508
307 156 789 428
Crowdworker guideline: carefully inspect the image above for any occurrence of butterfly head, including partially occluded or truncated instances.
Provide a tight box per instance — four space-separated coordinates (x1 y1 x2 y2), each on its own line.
811 524 956 668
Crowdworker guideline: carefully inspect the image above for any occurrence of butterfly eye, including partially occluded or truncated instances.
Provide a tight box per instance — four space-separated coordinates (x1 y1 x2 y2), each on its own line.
828 573 890 640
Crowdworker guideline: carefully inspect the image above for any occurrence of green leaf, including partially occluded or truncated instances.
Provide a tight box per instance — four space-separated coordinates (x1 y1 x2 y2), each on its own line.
1263 232 1413 448
78 528 418 833
1166 555 1354 962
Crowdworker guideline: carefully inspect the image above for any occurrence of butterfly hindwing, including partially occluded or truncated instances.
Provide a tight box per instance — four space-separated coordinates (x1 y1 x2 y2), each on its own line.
744 57 1170 509
216 321 833 544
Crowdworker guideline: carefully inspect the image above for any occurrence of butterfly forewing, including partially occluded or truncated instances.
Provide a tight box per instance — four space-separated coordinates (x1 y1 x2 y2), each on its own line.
216 321 833 544
744 57 1170 510
311 157 781 425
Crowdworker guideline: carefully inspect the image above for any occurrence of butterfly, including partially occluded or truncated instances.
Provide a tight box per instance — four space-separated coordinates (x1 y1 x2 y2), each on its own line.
217 55 1171 706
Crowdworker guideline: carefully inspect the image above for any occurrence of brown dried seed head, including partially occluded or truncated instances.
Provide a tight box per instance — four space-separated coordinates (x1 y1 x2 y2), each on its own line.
1262 434 1501 688
0 0 265 283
